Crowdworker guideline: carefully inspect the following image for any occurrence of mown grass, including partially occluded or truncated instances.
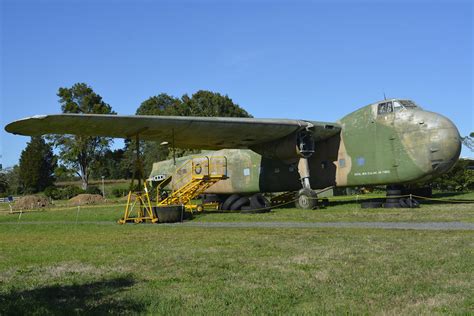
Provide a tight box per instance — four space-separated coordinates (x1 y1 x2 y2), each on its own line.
0 193 473 314
1 196 473 224
0 223 472 314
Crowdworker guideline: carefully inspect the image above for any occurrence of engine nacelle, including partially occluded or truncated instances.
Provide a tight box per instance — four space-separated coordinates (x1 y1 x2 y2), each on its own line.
251 131 315 162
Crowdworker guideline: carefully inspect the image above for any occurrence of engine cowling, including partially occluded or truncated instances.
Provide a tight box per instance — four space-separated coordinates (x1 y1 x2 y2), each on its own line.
251 131 315 162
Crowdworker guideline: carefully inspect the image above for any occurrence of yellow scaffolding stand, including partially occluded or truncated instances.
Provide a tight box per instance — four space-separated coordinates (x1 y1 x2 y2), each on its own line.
158 156 228 211
119 156 227 224
118 181 158 224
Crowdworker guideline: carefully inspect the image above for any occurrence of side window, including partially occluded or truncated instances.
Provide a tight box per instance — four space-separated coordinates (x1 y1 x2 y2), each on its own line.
378 101 393 114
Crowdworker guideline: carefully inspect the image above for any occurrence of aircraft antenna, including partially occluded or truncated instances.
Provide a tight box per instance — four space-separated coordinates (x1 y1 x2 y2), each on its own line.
383 92 387 100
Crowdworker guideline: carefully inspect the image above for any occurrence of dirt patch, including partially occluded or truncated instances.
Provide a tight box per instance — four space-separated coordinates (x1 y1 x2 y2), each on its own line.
69 194 104 206
13 195 50 210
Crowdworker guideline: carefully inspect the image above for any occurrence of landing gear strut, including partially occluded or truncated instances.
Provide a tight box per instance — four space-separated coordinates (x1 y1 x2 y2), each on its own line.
296 131 318 209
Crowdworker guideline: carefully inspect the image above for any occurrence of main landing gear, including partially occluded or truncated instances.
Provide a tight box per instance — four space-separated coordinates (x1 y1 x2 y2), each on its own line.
296 131 319 210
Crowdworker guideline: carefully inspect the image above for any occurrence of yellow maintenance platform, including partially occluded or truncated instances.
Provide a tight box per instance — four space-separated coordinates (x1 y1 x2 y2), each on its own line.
118 156 227 224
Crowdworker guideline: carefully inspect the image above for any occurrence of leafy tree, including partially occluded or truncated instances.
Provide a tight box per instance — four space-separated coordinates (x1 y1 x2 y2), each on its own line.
18 137 56 193
90 149 131 180
49 83 115 189
179 90 252 118
430 159 474 191
461 132 473 151
0 173 8 196
3 166 21 195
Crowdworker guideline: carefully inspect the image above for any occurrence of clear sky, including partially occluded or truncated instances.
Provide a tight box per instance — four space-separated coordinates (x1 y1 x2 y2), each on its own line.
1 0 472 168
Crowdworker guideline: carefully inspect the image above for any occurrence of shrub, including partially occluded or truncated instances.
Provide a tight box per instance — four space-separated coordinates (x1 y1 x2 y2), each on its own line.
44 186 61 200
44 185 85 200
112 188 128 198
85 186 102 195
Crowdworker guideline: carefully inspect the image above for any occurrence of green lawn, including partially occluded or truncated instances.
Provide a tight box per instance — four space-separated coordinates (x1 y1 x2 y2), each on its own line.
0 193 473 314
1 195 473 224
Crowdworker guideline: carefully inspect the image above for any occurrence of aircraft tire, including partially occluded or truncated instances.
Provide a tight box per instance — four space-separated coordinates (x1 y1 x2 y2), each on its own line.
296 188 318 210
406 198 420 208
399 198 409 208
240 206 271 214
221 194 240 210
361 201 383 209
249 194 271 210
230 197 250 211
386 198 400 204
386 189 402 196
383 202 402 208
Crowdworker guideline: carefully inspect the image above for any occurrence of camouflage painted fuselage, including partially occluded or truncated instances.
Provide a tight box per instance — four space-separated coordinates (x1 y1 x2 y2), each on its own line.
149 100 461 193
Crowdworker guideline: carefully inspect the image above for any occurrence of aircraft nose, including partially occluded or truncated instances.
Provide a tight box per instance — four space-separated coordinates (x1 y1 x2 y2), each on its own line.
428 114 461 174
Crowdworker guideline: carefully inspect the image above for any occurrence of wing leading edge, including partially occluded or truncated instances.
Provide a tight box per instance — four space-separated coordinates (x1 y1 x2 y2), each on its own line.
5 114 341 149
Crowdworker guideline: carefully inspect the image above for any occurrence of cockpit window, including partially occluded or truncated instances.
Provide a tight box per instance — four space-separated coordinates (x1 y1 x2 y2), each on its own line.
399 100 418 108
378 101 393 114
393 101 403 112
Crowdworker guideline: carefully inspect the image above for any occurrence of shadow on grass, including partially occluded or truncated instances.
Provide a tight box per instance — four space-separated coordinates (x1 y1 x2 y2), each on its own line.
0 276 143 315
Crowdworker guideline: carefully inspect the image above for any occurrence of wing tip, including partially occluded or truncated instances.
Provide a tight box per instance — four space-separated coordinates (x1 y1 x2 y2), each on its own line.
4 115 49 136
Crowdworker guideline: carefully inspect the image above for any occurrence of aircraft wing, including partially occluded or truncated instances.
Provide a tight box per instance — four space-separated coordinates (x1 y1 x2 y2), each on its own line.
5 114 341 149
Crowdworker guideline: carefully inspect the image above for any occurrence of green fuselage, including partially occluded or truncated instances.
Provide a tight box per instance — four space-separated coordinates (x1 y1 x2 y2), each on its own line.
149 100 461 194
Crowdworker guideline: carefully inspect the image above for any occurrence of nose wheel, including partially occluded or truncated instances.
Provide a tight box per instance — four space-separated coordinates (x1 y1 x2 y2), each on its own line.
296 188 318 209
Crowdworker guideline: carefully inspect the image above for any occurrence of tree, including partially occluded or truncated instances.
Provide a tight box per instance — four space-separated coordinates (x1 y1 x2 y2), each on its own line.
430 159 474 191
18 137 56 193
3 166 21 195
90 149 131 180
49 83 115 190
0 173 8 196
179 90 252 118
461 132 474 151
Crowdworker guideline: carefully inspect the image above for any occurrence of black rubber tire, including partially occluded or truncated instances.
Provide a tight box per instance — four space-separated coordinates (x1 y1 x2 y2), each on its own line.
406 198 420 208
386 189 402 196
361 201 383 209
230 196 250 211
386 198 400 204
249 194 271 210
240 206 271 214
384 202 402 208
221 194 240 210
399 198 410 208
295 188 318 210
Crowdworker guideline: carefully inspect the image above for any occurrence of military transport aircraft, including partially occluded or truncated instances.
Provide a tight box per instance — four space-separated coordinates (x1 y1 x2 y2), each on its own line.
5 99 461 209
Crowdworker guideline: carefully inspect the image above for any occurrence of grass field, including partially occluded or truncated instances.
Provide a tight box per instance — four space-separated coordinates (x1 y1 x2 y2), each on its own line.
0 194 473 314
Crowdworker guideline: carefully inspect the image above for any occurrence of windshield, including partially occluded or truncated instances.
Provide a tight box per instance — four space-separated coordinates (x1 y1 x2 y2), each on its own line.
398 100 419 108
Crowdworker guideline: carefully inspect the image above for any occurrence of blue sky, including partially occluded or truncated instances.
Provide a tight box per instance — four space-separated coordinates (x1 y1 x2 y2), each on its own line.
1 0 472 168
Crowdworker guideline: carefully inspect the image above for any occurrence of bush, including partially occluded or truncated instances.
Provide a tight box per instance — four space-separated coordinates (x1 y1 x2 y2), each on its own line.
85 186 102 195
44 186 61 200
44 185 84 200
63 186 85 199
112 187 129 198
